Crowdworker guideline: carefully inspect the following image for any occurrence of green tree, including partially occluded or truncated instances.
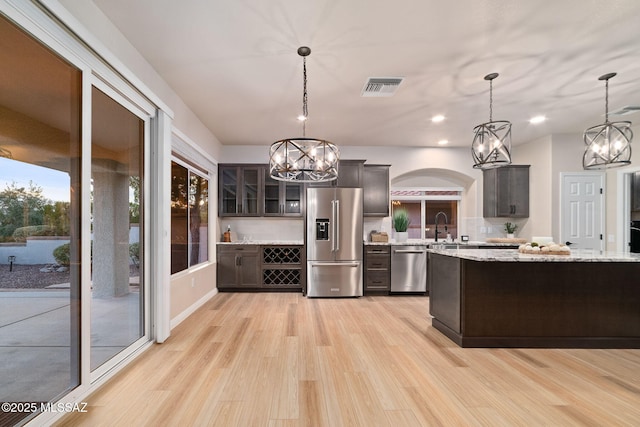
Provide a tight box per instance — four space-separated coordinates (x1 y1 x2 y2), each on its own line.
129 176 141 223
43 201 71 236
0 181 47 241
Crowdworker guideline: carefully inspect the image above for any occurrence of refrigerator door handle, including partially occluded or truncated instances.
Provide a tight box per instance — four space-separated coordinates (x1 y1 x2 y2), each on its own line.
310 262 359 267
330 200 335 252
335 199 340 252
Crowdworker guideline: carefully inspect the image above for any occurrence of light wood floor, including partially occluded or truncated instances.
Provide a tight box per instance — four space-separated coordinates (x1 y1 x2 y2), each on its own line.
57 292 640 426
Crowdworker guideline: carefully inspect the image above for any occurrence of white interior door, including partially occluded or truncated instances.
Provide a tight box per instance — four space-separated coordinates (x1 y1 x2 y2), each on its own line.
560 172 604 250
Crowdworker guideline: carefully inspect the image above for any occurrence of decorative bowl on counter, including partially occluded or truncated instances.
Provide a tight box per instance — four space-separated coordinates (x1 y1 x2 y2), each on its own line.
518 241 571 255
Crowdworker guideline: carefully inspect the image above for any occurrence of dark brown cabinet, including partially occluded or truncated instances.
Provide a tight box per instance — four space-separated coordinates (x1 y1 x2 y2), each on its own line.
261 245 305 291
483 165 530 218
363 164 390 216
219 164 303 217
217 244 305 291
219 164 262 217
217 245 260 288
632 172 640 212
263 169 304 216
364 245 390 294
307 159 365 188
336 159 365 187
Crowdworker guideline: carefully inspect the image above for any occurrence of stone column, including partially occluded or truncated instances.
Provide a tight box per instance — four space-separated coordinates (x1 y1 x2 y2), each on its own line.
92 159 130 298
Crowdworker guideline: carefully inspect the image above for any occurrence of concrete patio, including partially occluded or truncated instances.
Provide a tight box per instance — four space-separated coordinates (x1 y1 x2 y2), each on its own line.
0 288 141 403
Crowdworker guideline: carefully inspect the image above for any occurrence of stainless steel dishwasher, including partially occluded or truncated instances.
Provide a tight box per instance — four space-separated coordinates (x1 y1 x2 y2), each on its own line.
391 245 427 293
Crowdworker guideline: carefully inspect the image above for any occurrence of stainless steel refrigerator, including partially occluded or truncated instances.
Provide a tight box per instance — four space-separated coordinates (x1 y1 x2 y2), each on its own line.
306 187 363 297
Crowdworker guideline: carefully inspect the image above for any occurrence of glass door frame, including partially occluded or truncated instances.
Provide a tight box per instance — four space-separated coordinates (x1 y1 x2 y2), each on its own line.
85 76 154 383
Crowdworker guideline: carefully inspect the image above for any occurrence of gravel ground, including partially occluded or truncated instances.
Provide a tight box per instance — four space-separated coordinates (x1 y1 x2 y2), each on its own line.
0 264 139 289
0 264 70 289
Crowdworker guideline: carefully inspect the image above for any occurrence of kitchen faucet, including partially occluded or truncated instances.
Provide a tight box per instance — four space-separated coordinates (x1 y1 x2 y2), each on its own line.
434 211 448 242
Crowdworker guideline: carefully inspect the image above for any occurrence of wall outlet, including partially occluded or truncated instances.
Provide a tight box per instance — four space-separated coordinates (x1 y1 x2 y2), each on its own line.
480 226 487 233
608 234 615 243
191 277 196 288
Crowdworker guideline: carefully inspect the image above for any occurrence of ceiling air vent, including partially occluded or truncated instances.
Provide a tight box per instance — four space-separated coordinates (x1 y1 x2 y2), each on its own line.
609 105 640 116
361 77 404 97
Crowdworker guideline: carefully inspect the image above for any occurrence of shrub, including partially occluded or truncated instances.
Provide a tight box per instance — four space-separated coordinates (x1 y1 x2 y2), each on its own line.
12 225 55 242
129 242 140 266
53 243 71 266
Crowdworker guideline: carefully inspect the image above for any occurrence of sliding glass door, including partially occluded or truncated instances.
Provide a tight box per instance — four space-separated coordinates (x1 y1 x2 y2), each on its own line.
0 14 81 426
90 85 147 372
0 9 154 424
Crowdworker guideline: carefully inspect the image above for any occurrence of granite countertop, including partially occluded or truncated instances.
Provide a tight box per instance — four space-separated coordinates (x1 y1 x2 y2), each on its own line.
364 240 521 247
428 248 640 262
218 240 304 245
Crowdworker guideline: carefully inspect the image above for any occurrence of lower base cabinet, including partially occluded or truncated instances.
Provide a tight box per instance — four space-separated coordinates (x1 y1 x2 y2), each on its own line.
217 245 260 288
217 244 305 291
364 245 390 294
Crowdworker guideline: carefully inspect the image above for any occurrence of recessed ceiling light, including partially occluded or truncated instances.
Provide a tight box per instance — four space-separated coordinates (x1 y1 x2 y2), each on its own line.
437 139 449 145
529 115 546 124
297 114 307 122
432 114 445 123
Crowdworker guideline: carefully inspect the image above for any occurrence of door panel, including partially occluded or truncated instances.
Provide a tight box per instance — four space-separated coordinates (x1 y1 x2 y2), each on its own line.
561 173 604 250
306 188 335 261
334 188 363 261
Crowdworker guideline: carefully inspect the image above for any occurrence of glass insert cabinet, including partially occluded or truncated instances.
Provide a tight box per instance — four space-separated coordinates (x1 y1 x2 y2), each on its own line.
218 164 303 217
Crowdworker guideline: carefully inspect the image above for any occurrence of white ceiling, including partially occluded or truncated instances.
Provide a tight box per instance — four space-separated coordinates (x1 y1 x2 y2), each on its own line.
94 0 640 148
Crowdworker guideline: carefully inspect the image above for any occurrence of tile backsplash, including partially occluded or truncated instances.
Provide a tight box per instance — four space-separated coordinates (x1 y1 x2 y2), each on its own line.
219 218 304 242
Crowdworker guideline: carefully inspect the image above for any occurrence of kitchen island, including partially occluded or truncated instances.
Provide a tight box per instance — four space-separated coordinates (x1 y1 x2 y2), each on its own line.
427 248 640 348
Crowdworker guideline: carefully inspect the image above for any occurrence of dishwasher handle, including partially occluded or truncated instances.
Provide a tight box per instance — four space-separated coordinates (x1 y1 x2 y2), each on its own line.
393 249 426 254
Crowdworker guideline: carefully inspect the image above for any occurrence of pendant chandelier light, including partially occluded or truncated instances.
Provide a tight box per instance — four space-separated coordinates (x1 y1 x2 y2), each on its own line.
471 73 512 169
583 72 632 170
269 46 339 182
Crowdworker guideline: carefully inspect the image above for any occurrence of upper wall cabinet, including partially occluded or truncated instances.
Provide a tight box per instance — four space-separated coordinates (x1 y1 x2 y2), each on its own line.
632 172 640 212
483 165 530 218
219 164 303 217
307 160 365 188
363 164 390 217
219 164 263 217
263 168 304 217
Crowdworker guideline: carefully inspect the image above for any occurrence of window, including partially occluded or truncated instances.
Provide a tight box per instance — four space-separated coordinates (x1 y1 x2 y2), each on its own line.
391 189 461 240
171 160 209 274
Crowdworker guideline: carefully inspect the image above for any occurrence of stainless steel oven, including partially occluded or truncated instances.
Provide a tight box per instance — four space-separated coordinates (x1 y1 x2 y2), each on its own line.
391 245 427 293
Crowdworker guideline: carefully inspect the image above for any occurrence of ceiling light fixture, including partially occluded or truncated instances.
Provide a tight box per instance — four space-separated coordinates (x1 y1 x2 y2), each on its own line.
529 115 546 124
432 114 445 123
583 72 632 170
471 73 512 169
269 47 339 182
437 139 449 145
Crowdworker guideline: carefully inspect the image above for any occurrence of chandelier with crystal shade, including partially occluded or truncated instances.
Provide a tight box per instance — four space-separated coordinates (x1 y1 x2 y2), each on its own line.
269 47 339 182
583 72 632 170
471 73 512 169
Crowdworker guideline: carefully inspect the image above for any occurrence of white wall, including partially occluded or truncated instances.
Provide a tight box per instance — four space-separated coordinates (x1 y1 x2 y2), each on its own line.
549 133 584 241
513 135 552 240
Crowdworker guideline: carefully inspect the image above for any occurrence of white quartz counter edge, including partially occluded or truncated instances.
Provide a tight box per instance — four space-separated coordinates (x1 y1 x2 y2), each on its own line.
428 248 640 262
218 240 304 245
